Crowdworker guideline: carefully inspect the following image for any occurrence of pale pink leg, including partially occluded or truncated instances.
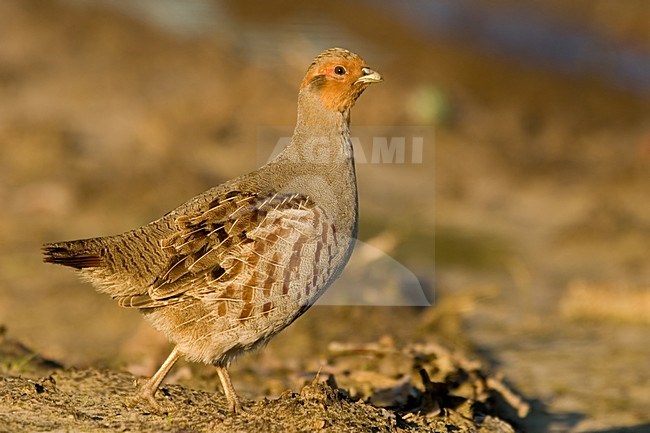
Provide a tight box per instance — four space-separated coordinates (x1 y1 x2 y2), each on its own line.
216 365 243 413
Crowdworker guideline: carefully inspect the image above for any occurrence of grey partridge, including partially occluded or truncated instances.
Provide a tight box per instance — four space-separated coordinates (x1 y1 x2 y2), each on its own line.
43 48 382 413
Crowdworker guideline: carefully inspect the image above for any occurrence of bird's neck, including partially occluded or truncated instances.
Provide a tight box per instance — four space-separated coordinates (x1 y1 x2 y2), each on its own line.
268 88 358 235
286 88 353 165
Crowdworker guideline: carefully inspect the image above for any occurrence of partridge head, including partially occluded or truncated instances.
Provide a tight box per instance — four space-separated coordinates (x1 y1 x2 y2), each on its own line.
300 48 382 113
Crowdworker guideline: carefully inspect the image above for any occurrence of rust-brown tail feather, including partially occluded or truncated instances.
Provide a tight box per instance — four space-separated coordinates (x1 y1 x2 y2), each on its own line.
42 242 103 269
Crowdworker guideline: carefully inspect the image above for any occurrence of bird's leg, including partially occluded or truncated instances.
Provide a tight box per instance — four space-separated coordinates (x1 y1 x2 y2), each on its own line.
216 365 244 413
131 346 182 413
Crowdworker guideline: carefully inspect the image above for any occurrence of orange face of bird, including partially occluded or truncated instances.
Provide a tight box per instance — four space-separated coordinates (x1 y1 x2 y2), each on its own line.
301 48 383 113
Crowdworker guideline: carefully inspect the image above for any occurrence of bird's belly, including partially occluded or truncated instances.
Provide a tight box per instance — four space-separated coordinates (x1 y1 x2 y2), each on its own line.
143 223 354 365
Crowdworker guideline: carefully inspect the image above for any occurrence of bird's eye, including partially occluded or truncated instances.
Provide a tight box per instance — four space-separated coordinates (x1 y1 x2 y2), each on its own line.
334 66 346 75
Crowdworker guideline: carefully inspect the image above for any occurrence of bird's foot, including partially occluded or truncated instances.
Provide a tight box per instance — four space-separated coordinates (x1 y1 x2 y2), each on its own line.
221 392 247 414
215 365 247 414
229 398 246 414
127 387 176 414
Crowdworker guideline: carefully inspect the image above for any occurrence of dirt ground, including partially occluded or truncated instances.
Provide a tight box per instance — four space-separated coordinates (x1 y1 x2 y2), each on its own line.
0 1 649 432
0 330 525 432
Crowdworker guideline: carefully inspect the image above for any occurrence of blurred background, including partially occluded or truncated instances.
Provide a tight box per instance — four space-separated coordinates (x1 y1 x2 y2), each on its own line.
0 0 648 432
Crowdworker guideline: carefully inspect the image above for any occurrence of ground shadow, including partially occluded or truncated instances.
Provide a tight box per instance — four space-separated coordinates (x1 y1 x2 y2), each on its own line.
584 425 650 433
474 344 585 433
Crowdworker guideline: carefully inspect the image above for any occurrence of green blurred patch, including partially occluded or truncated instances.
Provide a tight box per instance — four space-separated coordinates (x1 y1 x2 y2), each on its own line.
360 216 511 271
431 227 512 270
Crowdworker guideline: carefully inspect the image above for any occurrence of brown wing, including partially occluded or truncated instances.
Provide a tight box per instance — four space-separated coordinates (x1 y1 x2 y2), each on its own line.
116 191 334 311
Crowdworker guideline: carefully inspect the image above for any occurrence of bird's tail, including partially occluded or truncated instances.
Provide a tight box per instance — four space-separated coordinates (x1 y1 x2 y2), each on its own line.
42 239 104 270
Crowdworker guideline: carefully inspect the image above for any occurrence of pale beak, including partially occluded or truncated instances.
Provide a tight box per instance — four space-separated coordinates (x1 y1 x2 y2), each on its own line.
356 67 383 84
